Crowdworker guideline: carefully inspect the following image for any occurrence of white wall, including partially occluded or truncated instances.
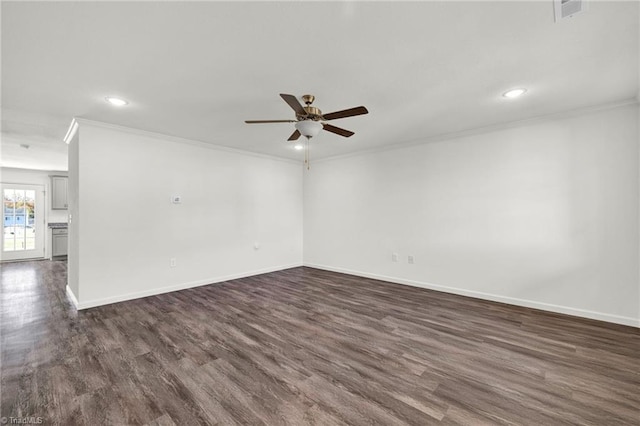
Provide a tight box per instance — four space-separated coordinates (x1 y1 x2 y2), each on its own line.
70 122 303 308
304 103 640 326
0 167 69 259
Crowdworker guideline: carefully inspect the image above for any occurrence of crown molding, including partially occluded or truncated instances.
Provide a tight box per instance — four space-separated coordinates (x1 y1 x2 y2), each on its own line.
313 98 639 164
0 166 68 175
71 118 301 165
64 98 637 167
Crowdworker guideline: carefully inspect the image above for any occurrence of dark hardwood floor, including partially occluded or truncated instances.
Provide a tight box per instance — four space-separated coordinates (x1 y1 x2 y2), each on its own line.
1 261 639 425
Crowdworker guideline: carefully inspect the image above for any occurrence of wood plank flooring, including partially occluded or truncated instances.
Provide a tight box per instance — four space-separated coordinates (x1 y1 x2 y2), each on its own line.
1 261 639 425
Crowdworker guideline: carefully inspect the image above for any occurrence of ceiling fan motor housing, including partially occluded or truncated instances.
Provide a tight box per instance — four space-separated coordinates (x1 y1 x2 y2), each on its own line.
299 94 322 120
301 106 322 120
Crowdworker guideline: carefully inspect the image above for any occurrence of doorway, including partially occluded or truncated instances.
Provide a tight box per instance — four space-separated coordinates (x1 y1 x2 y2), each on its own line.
2 184 45 261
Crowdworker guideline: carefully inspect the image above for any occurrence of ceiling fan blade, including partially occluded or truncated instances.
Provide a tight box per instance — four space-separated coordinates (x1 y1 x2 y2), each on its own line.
245 119 297 124
322 123 354 138
288 130 301 141
280 94 307 116
322 106 368 121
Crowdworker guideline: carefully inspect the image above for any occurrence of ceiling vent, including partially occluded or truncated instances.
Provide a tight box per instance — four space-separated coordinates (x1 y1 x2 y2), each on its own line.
554 0 587 22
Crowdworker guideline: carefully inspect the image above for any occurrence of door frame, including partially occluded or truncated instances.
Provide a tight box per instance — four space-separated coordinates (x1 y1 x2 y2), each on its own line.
1 183 46 262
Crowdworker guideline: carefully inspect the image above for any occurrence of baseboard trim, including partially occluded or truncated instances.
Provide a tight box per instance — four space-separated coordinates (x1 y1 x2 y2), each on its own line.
76 263 303 310
65 285 79 309
304 263 640 328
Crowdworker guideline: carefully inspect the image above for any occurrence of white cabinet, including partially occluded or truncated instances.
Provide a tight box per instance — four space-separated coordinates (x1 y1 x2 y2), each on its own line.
52 228 68 257
51 176 68 210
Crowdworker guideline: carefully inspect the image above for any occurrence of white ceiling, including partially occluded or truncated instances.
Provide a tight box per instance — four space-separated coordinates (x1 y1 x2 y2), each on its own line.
2 1 638 171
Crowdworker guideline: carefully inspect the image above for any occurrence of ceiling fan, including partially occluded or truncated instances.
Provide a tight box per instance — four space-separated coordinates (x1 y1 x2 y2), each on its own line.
245 94 368 168
245 93 368 140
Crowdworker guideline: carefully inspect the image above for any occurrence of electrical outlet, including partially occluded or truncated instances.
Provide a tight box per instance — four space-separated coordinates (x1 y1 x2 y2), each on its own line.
392 253 399 262
408 255 415 264
170 258 177 267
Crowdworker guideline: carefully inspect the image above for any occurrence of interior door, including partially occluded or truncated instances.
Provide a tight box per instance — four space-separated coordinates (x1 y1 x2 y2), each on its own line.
1 184 45 261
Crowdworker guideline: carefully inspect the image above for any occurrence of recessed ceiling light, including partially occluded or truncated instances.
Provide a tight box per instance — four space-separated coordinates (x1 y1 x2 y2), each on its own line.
105 96 128 106
502 88 527 99
294 144 303 150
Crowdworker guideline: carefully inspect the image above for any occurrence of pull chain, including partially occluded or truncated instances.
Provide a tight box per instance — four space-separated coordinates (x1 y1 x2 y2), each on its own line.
304 136 310 170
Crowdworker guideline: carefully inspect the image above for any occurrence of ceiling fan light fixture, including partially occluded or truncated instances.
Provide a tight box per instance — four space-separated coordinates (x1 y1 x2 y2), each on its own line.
294 144 304 150
295 120 322 138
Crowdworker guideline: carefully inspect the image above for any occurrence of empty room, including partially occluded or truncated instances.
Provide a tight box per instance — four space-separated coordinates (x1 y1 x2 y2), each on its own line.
1 1 639 425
